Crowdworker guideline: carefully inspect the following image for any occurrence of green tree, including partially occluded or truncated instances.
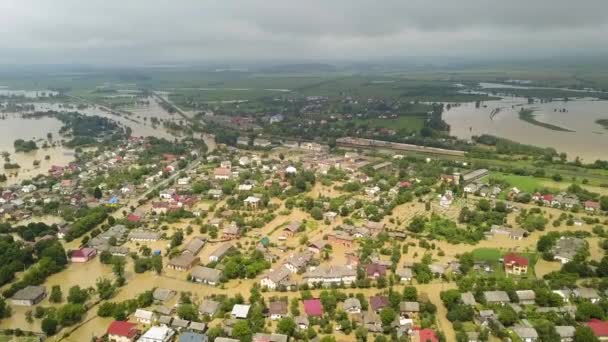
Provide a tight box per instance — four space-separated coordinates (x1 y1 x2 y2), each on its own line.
232 320 252 342
96 278 116 300
573 326 600 342
49 285 62 303
379 308 396 327
41 317 58 335
277 317 296 336
67 286 89 304
177 303 199 321
93 187 102 200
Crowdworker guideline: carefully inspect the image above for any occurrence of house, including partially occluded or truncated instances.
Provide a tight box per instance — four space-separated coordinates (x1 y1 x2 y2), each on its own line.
191 266 222 285
323 211 337 221
253 138 271 148
236 137 250 146
214 167 231 180
107 321 139 342
343 298 362 314
512 325 538 342
302 265 356 286
208 189 223 199
483 291 511 305
516 290 536 305
585 200 601 212
134 309 155 324
199 299 220 317
478 310 495 325
308 240 328 254
365 263 387 279
284 251 313 273
179 332 207 342
439 190 453 207
222 223 241 240
168 253 200 271
555 326 575 342
303 299 323 317
231 304 251 319
189 322 206 333
363 311 382 333
269 300 288 320
412 328 439 342
575 287 601 303
503 253 529 275
153 288 176 303
171 318 189 330
295 316 309 330
128 230 160 242
552 237 586 264
260 266 292 290
587 319 608 340
10 286 46 306
252 334 288 342
283 221 302 237
244 196 261 209
209 243 234 262
399 302 420 318
184 236 206 255
396 267 413 282
490 225 527 240
327 231 354 247
461 292 477 306
369 295 389 312
71 247 97 263
137 326 175 342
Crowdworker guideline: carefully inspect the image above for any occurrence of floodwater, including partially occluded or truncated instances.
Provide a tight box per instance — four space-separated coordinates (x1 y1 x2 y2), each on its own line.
444 94 608 162
0 113 75 184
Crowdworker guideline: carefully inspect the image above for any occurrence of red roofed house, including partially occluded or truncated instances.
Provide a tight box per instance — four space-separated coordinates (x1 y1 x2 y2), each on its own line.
126 214 141 223
399 181 412 188
412 328 439 342
365 263 387 279
370 295 389 312
585 200 601 212
107 320 139 342
214 167 232 180
303 299 323 317
503 253 529 276
541 194 554 206
587 319 608 340
71 248 97 263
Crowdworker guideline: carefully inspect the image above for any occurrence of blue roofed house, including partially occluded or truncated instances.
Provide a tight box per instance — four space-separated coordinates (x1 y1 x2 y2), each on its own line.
179 331 208 342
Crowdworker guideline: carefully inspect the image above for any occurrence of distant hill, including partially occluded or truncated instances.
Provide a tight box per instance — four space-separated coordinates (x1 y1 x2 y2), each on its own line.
260 63 337 73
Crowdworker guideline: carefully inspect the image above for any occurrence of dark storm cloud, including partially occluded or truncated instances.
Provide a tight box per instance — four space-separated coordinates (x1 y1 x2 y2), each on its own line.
0 0 607 64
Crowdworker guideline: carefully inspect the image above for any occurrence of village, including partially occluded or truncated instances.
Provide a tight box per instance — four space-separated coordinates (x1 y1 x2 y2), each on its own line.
0 132 607 342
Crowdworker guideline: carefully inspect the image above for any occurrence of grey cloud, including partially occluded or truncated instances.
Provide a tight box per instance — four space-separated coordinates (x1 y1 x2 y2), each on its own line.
0 0 607 65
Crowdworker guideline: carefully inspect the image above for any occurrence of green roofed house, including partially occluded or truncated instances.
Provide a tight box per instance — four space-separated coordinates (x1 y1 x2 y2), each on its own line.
259 237 270 248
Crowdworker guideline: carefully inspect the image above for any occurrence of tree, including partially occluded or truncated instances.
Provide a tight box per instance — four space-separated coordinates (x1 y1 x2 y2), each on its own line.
600 196 608 211
576 302 605 321
177 303 199 321
67 286 89 304
93 187 102 200
232 320 252 342
408 216 426 233
403 286 418 301
379 308 396 327
573 326 600 342
96 278 116 300
497 306 518 326
49 285 62 303
277 317 296 336
310 207 323 220
41 317 58 335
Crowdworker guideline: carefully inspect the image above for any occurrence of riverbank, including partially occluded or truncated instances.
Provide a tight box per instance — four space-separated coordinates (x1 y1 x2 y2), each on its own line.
518 108 574 132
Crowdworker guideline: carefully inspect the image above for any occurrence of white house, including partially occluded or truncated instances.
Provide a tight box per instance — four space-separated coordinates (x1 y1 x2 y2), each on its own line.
137 326 175 342
134 309 155 325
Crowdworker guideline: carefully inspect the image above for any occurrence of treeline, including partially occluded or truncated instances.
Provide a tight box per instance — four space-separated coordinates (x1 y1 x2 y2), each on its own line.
2 239 68 298
13 139 38 153
65 207 109 242
472 134 557 158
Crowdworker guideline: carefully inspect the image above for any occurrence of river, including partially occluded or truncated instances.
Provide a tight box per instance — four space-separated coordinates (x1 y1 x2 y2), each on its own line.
444 84 608 162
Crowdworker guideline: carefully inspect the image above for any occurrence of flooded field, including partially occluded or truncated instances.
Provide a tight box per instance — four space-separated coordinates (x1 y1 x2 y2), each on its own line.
444 91 608 162
0 113 75 183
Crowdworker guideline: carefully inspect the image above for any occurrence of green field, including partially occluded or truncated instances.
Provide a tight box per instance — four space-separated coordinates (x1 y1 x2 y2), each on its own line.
472 248 502 262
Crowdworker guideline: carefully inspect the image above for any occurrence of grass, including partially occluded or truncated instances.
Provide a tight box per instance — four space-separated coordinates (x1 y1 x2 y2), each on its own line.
518 108 574 132
0 336 40 342
349 116 425 132
472 248 502 262
490 173 547 193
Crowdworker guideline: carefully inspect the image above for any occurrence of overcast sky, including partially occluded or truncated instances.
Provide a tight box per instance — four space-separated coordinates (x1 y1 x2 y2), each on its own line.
1 0 607 65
